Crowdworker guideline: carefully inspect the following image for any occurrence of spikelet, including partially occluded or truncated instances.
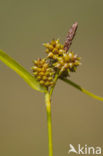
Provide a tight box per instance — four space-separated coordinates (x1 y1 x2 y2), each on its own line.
64 22 78 52
43 39 66 60
32 58 55 87
43 39 80 76
53 52 80 73
32 22 80 84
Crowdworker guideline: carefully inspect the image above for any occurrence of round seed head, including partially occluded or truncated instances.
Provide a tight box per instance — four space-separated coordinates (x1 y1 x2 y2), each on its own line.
43 39 81 78
32 58 55 88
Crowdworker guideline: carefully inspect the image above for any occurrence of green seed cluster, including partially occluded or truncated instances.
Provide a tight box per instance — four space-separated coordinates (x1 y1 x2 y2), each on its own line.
43 39 80 74
43 39 66 59
32 39 80 88
32 58 55 87
53 52 80 72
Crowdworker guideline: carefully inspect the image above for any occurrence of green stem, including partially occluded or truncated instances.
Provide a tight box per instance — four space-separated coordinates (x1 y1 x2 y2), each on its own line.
45 92 53 156
50 73 58 96
60 77 103 102
50 71 62 96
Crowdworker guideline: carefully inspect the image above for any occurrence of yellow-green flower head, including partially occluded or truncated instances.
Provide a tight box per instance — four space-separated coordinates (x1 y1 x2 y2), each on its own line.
43 39 80 77
43 39 66 59
32 58 55 87
53 52 80 73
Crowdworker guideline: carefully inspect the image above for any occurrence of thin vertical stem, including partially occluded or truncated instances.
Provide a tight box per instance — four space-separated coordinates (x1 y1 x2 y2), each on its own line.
45 92 53 156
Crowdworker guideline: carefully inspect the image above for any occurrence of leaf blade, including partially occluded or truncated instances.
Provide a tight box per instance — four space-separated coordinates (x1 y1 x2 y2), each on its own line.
60 77 103 102
0 50 46 92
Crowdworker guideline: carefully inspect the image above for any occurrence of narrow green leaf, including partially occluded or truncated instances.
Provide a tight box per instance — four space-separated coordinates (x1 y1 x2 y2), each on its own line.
0 50 46 92
60 77 103 102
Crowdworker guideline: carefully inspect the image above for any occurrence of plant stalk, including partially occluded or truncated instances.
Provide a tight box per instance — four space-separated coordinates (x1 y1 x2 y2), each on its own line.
45 92 53 156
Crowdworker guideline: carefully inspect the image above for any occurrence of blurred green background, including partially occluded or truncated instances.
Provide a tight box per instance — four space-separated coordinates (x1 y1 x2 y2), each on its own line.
0 0 103 156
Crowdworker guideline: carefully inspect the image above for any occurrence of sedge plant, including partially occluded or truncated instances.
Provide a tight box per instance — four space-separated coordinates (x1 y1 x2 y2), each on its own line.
0 22 103 156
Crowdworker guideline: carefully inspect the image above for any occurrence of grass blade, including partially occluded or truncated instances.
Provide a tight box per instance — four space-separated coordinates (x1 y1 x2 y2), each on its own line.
60 77 103 102
0 50 46 92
